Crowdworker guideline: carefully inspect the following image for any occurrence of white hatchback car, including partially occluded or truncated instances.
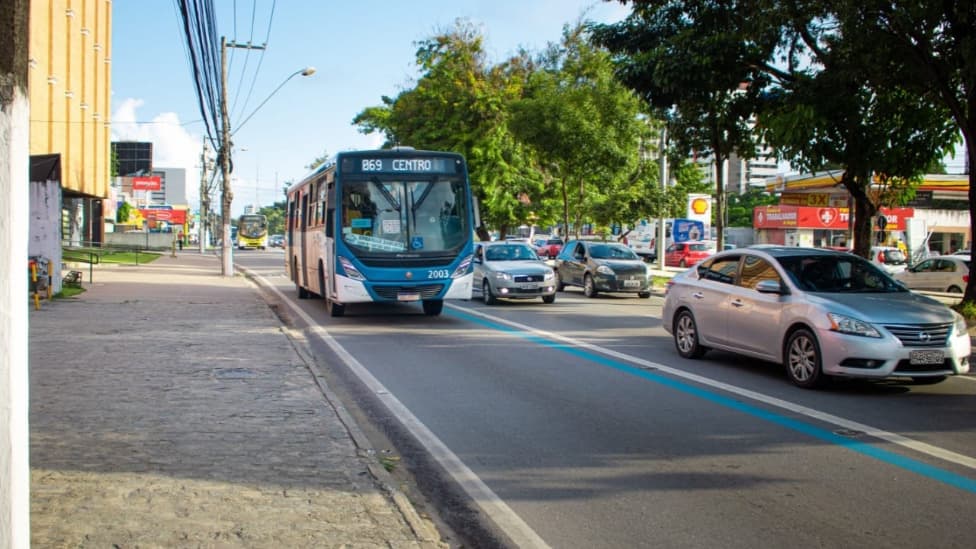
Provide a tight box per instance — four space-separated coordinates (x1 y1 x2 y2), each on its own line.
870 246 908 275
895 255 970 293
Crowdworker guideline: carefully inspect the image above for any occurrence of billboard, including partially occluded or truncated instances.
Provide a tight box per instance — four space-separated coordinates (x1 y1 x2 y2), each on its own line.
131 175 162 191
672 219 705 243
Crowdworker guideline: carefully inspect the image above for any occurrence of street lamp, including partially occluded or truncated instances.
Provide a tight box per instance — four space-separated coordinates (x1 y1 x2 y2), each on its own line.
218 34 314 276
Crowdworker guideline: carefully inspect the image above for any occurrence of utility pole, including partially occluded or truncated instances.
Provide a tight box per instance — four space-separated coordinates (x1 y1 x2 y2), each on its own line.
219 37 266 276
199 137 210 254
656 126 668 270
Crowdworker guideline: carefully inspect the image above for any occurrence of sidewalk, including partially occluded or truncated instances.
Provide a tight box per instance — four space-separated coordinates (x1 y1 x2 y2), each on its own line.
28 252 446 548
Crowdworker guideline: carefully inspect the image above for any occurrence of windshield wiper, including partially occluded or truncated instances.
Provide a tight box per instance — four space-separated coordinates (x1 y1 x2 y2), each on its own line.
411 178 438 212
370 177 401 211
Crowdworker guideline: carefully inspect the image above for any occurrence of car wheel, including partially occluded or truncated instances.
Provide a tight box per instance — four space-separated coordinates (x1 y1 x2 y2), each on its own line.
673 309 706 359
638 291 651 299
483 280 497 305
583 274 598 297
422 299 444 316
947 285 963 293
542 294 556 304
785 328 825 389
555 270 565 292
910 375 947 385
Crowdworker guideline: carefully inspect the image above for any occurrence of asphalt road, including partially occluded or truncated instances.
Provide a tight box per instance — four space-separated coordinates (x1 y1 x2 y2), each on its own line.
237 249 976 549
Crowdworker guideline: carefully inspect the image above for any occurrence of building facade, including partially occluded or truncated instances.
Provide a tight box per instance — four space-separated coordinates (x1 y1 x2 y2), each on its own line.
28 0 112 252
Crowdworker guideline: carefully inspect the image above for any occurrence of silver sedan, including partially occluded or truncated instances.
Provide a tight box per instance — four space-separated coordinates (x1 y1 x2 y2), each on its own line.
473 242 557 305
662 246 970 388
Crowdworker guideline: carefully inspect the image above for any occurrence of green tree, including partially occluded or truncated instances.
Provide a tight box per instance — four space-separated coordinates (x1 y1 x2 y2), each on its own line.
510 23 652 239
116 201 133 224
353 20 537 240
305 150 330 171
258 201 285 235
727 188 777 227
750 1 958 258
590 1 768 251
818 1 976 300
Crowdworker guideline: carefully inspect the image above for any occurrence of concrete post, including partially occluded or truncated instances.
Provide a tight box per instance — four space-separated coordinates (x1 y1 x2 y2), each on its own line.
0 1 32 546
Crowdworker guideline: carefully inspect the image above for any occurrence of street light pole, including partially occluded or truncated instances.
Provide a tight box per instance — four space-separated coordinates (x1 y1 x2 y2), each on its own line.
218 36 313 276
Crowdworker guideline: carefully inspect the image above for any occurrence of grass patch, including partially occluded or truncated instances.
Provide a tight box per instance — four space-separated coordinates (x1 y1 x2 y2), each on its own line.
99 251 161 264
55 285 86 298
952 300 976 321
652 275 672 288
62 249 162 265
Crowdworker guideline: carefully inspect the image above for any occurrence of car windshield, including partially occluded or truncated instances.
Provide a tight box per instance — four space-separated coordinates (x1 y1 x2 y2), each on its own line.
778 254 905 293
589 244 638 260
880 249 907 264
485 244 538 261
689 243 711 252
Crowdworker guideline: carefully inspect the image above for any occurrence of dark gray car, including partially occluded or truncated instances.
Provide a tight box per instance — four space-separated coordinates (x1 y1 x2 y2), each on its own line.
554 240 652 298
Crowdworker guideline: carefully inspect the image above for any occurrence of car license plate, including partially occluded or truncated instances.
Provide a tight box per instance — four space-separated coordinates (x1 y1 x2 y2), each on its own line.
623 279 641 288
910 350 944 365
520 283 540 290
397 292 421 302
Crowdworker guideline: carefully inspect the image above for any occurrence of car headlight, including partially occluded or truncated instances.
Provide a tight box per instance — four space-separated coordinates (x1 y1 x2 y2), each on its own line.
494 271 513 281
953 311 968 337
827 312 882 338
596 265 615 275
544 269 555 281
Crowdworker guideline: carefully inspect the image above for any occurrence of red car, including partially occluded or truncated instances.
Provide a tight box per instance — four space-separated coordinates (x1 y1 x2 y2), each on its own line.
534 236 564 259
665 241 715 267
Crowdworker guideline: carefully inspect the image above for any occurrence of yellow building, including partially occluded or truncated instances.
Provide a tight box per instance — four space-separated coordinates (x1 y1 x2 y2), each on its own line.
28 0 112 246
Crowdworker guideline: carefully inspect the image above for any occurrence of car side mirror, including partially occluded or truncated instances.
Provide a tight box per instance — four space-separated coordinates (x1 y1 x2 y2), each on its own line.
755 279 786 295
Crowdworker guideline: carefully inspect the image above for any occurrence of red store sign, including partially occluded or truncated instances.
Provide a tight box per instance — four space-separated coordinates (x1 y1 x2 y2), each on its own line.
754 205 913 230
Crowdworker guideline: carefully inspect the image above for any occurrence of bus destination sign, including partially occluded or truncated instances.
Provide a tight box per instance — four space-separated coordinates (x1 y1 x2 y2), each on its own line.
341 156 458 175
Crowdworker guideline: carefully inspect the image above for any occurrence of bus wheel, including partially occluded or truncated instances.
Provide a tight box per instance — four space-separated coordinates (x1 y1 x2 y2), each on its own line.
327 298 345 317
294 257 309 299
422 299 444 316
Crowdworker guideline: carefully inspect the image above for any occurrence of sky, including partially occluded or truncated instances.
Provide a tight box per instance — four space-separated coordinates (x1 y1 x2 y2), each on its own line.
109 1 631 217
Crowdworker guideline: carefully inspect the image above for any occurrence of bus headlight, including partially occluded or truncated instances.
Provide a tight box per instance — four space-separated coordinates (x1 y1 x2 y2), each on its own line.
452 254 473 278
338 256 366 281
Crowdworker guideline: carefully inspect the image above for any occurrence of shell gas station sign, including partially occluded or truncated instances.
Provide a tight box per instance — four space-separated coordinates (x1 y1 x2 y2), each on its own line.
686 194 711 225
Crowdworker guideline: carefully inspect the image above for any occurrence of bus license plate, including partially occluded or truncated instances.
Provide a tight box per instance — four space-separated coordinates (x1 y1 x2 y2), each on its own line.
910 350 944 365
397 292 421 302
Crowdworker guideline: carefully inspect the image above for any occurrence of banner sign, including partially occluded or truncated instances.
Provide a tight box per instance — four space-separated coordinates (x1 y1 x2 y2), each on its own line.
754 205 913 230
139 208 186 224
132 175 162 191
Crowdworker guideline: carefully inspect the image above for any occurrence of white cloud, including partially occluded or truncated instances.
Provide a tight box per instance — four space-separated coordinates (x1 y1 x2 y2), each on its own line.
111 98 204 207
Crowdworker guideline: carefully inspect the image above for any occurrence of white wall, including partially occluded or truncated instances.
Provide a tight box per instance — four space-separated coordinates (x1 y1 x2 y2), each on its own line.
29 181 63 294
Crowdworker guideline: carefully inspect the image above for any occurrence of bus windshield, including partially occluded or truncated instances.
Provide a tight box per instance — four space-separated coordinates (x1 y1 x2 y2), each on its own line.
238 215 267 238
341 177 468 255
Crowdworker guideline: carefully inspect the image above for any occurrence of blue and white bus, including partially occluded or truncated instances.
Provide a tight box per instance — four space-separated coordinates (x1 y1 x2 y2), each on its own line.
285 148 475 316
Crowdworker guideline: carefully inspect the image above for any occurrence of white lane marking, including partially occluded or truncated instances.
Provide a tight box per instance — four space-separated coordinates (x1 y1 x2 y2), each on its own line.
448 302 976 472
252 274 551 549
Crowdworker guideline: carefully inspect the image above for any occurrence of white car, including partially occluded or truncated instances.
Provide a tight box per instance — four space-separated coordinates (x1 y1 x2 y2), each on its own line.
895 255 970 293
870 246 908 275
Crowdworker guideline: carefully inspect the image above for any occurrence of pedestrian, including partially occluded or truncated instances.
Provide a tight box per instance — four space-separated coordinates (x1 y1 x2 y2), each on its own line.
177 230 184 250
